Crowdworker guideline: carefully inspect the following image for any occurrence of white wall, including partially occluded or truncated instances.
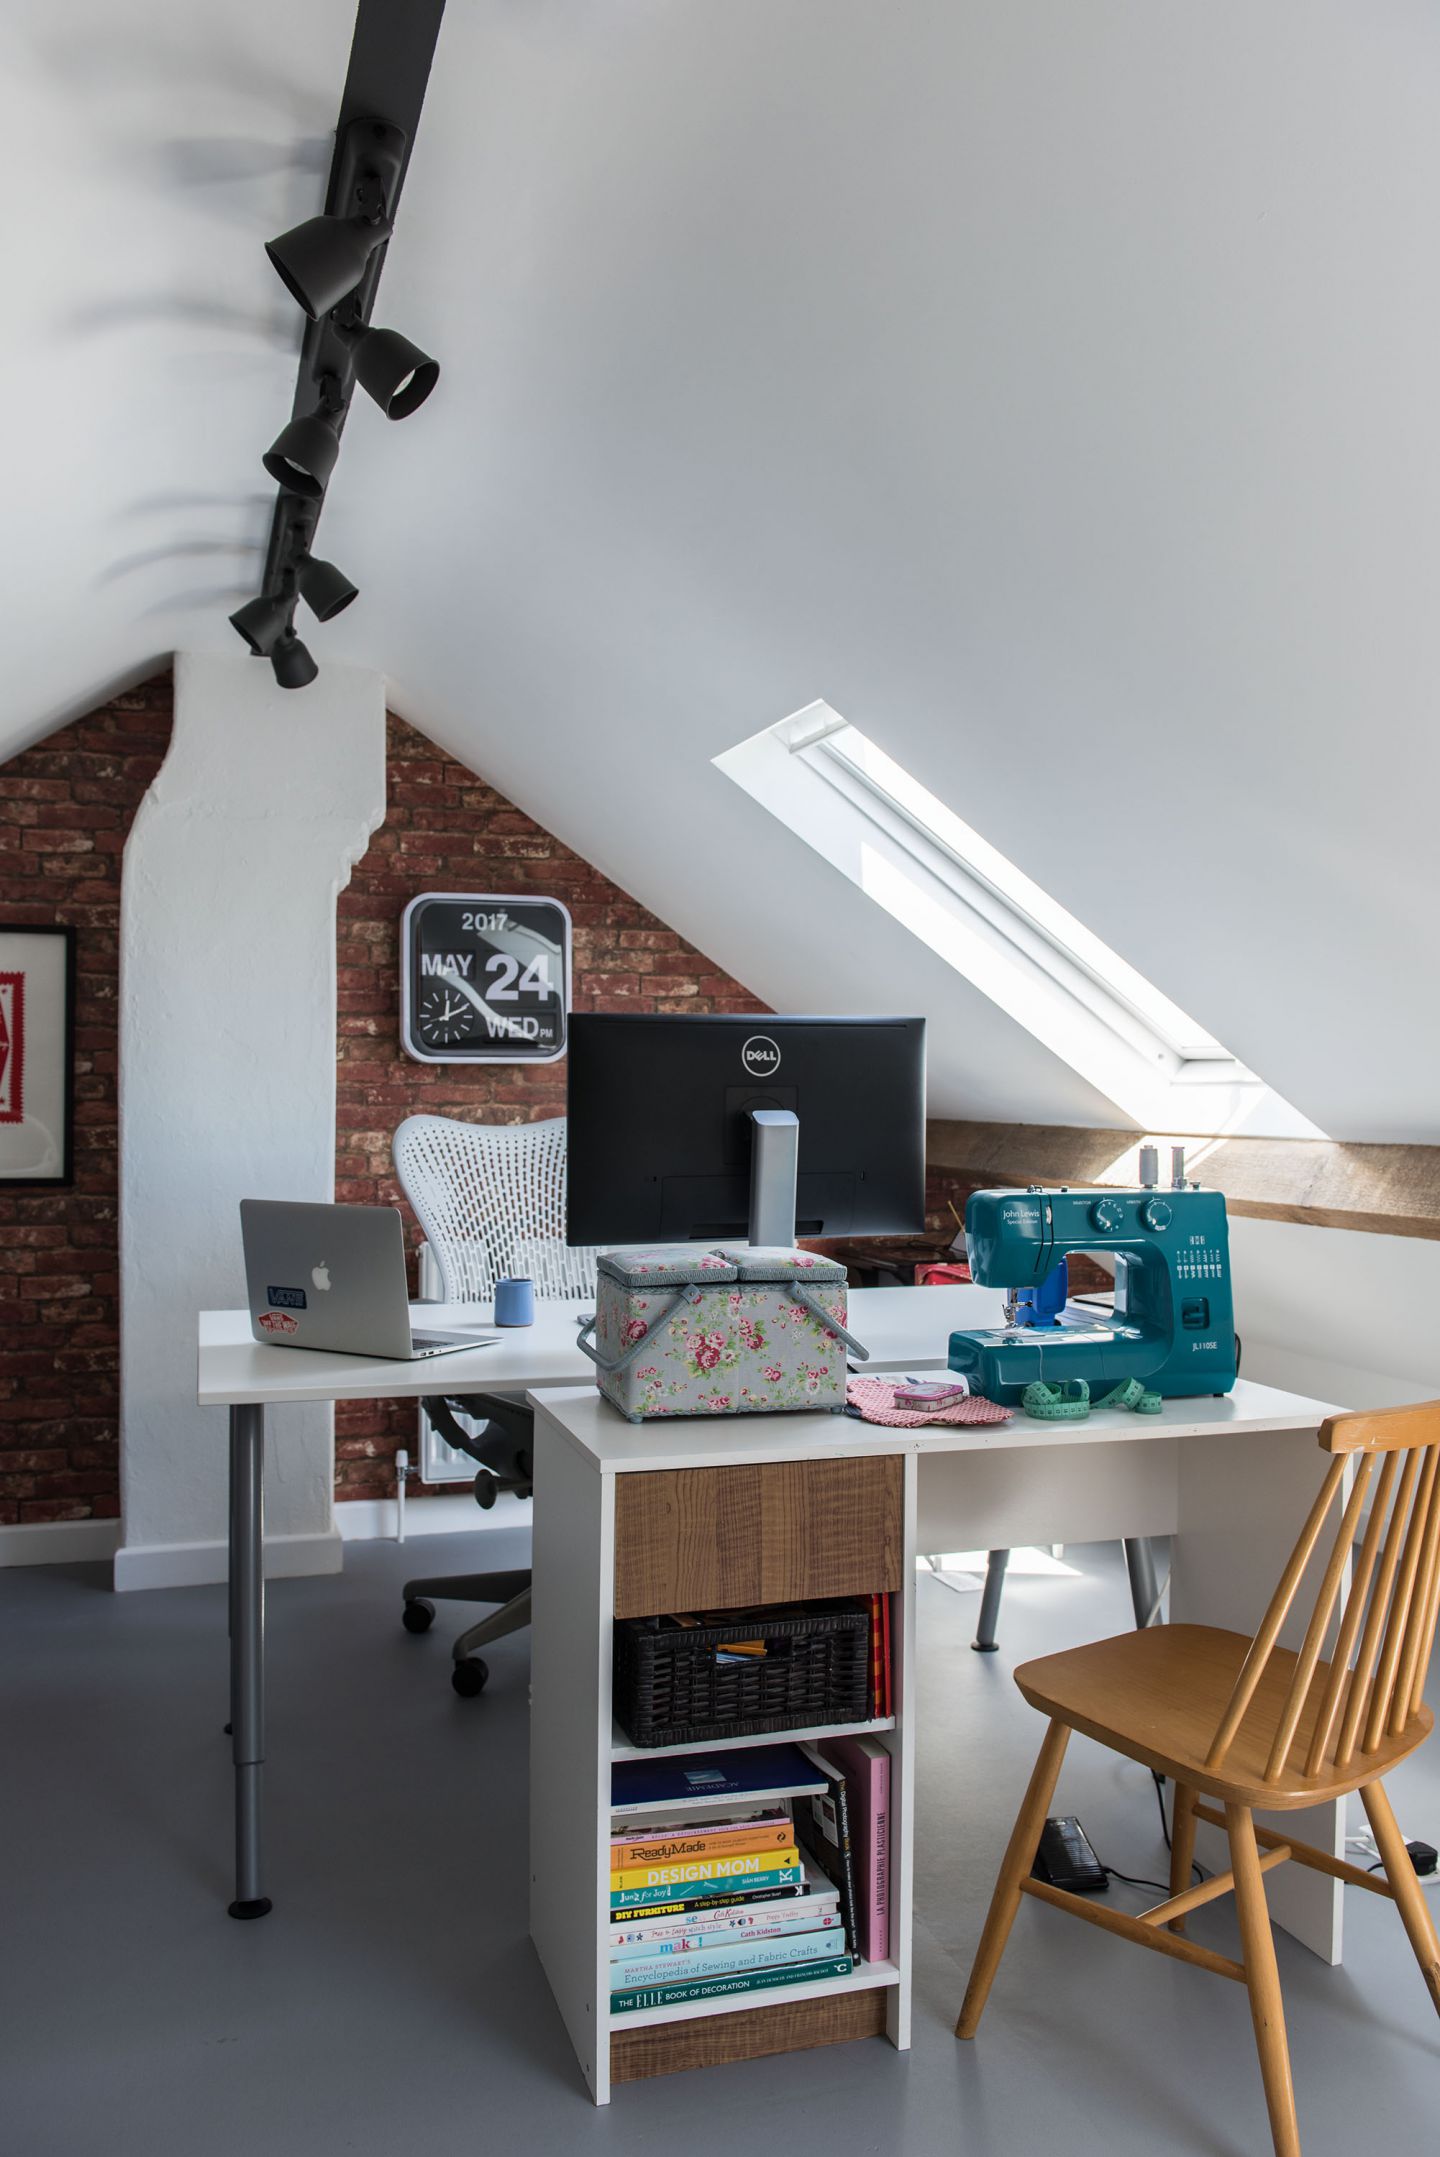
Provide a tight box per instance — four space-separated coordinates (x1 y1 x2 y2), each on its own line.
114 651 385 1590
1230 1217 1440 1413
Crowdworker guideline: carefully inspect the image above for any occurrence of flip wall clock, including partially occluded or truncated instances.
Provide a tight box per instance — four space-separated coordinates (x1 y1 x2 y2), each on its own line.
400 894 572 1064
0 925 76 1185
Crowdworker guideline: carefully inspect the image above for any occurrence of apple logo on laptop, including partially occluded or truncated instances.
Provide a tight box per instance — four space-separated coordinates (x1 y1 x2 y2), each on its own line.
312 1262 332 1292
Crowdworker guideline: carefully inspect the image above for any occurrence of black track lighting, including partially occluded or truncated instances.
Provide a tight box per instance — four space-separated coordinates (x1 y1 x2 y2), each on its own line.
297 554 358 623
270 629 319 691
337 321 439 420
265 211 393 321
240 82 445 693
228 590 292 658
262 408 342 499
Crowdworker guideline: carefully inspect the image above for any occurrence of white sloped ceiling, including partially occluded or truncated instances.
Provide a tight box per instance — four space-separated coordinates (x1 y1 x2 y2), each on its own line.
6 1 1439 1138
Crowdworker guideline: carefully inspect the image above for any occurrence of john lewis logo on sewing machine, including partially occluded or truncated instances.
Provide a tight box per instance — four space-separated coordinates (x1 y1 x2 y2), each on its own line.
1001 1201 1042 1224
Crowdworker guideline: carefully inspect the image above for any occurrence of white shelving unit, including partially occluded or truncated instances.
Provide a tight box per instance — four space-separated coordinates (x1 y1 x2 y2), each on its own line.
529 1397 917 2106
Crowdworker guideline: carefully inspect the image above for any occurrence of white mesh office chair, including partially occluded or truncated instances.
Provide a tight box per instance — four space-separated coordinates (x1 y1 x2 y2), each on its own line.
392 1114 597 1697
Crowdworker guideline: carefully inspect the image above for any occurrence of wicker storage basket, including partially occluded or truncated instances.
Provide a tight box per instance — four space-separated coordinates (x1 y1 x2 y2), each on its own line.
613 1599 872 1748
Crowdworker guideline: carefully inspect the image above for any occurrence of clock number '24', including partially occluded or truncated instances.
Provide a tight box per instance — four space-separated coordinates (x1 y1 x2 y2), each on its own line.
485 953 552 1002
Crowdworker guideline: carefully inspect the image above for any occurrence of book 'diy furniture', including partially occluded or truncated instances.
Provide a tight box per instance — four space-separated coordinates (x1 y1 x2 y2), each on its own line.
957 1397 1440 2157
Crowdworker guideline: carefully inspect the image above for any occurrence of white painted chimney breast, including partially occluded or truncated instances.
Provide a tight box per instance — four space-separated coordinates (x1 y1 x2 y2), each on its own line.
114 652 386 1590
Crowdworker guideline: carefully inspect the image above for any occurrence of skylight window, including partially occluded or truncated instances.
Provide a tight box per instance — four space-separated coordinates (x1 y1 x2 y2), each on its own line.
715 703 1321 1139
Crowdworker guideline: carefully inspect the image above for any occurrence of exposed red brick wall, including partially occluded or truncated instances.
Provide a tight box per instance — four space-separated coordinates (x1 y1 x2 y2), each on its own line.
0 673 173 1525
333 714 768 1501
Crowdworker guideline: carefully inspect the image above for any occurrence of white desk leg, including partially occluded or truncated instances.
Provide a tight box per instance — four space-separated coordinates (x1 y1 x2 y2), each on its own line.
1172 1425 1344 1963
529 1422 612 2103
886 1451 918 2050
228 1403 271 1920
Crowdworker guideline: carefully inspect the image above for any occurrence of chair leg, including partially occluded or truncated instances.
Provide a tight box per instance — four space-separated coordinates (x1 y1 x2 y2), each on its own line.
1227 1804 1300 2157
956 1718 1069 2039
1168 1782 1197 1934
1361 1779 1440 2016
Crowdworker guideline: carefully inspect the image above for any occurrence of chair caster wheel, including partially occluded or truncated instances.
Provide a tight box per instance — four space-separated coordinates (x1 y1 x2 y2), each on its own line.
452 1657 489 1698
402 1598 436 1635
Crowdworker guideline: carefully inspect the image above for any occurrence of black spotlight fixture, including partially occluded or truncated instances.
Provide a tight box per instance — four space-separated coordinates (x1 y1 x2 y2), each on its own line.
262 389 343 500
239 26 449 696
297 553 358 622
228 590 292 657
336 320 439 420
270 628 319 691
265 210 393 321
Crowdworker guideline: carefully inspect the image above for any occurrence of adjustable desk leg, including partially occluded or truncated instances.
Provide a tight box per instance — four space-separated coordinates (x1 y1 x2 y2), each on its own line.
1123 1535 1161 1629
972 1548 1009 1652
228 1403 271 1920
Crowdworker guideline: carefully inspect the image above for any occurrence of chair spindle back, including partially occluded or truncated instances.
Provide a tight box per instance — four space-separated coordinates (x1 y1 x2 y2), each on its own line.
1203 1400 1440 1785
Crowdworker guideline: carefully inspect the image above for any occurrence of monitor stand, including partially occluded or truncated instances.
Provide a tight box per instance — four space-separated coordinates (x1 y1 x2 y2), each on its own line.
747 1108 799 1246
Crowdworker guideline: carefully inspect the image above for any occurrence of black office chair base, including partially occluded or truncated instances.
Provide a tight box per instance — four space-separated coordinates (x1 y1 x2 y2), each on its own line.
228 1897 273 1921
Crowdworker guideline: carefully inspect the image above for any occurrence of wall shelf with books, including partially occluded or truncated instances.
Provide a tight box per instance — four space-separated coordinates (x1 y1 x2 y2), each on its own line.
610 1713 895 1763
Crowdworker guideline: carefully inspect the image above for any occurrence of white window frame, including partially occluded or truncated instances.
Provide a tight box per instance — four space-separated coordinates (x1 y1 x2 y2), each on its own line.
715 703 1321 1139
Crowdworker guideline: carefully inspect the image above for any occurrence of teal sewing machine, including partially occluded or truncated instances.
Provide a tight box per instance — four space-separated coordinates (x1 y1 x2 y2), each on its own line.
947 1146 1236 1408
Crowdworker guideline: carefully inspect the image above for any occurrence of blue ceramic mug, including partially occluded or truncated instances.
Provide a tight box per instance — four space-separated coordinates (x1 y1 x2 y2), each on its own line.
494 1276 535 1327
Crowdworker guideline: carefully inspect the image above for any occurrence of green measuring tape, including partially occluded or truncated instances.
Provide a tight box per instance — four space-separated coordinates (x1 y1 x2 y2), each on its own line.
1021 1376 1163 1421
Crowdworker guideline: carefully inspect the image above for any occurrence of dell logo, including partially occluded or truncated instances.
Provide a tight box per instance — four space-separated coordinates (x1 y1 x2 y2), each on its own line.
741 1035 781 1078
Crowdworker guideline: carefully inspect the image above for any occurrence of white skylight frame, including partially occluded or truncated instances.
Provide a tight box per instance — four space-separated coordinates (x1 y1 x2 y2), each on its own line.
715 702 1322 1140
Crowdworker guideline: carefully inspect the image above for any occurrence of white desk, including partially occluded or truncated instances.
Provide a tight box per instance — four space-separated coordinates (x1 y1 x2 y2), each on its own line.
525 1379 1346 2103
196 1284 1001 1915
196 1282 1002 1407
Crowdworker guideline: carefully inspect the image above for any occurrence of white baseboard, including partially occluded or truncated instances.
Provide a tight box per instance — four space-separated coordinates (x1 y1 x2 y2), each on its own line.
0 1517 123 1569
336 1492 530 1541
112 1527 344 1593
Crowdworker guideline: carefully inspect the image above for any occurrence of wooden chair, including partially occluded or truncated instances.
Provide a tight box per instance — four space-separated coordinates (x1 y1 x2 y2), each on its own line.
955 1400 1440 2157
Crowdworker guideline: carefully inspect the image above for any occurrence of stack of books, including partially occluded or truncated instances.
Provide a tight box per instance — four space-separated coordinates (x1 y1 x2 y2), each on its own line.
608 1744 856 2015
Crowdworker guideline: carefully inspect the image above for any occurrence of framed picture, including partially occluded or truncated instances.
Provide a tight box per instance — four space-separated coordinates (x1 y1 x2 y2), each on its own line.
400 893 572 1064
0 925 76 1185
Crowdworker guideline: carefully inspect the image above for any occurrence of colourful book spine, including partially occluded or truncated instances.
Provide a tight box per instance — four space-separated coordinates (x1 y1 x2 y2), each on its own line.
793 1754 861 1959
610 1815 794 1869
610 1879 803 1925
610 1862 803 1911
610 1845 798 1892
611 1953 853 2014
868 1592 885 1718
609 1908 844 1962
610 1930 841 1991
818 1735 891 1962
609 1877 838 1949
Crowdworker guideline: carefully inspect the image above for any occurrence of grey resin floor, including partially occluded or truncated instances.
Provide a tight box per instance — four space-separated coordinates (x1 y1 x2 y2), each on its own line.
3 1531 1437 2156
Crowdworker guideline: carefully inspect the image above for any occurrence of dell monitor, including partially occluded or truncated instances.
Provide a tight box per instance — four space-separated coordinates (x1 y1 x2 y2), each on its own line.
565 1013 926 1247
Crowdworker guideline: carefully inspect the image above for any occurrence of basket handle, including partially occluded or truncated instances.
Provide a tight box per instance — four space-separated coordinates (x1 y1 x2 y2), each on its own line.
786 1281 870 1361
575 1285 700 1375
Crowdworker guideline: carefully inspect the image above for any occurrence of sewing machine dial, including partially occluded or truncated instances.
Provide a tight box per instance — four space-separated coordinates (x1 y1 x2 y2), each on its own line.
1090 1197 1124 1233
1141 1199 1173 1231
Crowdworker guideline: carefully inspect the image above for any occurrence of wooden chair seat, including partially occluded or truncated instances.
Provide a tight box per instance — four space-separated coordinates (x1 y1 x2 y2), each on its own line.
1015 1622 1434 1808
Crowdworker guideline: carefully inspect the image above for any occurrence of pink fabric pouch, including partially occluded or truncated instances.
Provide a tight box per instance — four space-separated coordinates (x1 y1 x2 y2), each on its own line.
846 1377 1012 1428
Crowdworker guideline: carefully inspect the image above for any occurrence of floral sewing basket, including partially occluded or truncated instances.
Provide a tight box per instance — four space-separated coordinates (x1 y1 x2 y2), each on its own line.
576 1245 868 1422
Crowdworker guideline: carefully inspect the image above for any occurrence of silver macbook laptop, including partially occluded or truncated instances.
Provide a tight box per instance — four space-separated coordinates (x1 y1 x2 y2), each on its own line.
240 1200 500 1360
